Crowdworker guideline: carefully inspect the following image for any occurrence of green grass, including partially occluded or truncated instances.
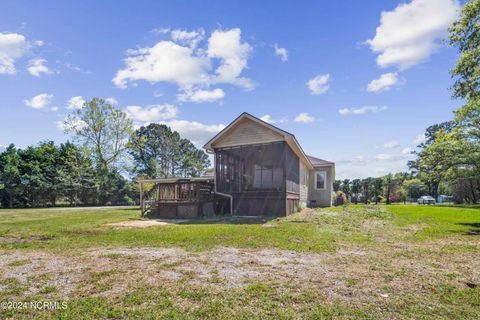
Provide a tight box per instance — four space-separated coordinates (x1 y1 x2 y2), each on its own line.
0 204 479 319
388 205 480 238
0 207 337 252
1 282 477 320
7 259 31 267
0 204 479 252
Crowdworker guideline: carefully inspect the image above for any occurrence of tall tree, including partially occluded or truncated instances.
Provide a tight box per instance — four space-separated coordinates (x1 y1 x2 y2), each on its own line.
57 142 97 205
64 98 133 170
37 141 61 206
384 173 394 205
340 179 351 199
372 178 383 204
361 178 373 203
128 123 210 178
350 179 362 204
18 145 47 207
449 0 480 101
333 180 341 193
0 145 22 208
416 122 454 148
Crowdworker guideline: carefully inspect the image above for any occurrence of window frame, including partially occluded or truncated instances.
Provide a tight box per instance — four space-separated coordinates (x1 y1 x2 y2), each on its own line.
314 170 327 190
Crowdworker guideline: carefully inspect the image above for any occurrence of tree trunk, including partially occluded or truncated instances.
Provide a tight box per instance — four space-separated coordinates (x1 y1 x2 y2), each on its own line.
469 179 477 203
432 181 439 199
8 192 13 209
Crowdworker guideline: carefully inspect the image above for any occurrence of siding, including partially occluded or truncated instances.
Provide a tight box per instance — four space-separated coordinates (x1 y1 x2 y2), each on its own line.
212 118 284 148
308 165 333 207
299 161 309 204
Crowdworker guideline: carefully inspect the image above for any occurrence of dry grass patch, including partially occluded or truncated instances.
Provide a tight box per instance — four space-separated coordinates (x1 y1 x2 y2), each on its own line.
0 205 479 318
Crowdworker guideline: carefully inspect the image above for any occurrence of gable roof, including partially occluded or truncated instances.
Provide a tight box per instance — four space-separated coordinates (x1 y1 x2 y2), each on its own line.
203 112 318 169
307 155 334 167
203 112 291 149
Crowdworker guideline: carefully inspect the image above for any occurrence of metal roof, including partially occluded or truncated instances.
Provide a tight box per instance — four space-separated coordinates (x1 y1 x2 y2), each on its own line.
307 155 334 167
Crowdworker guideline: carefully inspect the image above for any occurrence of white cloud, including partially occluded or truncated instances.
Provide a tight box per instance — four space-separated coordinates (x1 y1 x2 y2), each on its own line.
55 120 67 131
381 140 400 148
274 44 288 62
113 28 254 92
338 106 388 116
113 41 210 88
260 114 287 124
294 113 315 123
0 32 29 74
375 151 415 161
260 114 274 123
151 27 171 35
64 62 91 74
125 104 178 122
374 153 393 161
50 106 59 112
352 155 367 164
207 28 254 90
67 96 86 110
121 100 225 145
170 28 205 48
105 97 118 105
162 119 225 145
307 74 330 95
336 149 416 179
27 58 52 77
24 93 53 109
367 72 398 92
366 0 460 70
413 134 427 145
56 115 86 131
177 88 225 103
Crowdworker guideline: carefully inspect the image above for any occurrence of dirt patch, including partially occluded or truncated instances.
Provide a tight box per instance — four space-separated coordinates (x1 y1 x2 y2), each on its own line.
0 235 55 244
106 219 189 228
0 211 16 215
297 208 337 217
1 238 478 306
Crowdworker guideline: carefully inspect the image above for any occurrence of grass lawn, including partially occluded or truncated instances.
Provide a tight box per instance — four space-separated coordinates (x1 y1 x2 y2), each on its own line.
0 205 479 319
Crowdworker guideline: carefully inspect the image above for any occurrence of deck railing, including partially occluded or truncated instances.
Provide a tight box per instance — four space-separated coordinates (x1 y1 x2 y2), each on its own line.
141 181 215 216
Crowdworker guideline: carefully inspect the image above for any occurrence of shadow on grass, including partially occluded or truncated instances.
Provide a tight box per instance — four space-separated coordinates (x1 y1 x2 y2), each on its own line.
164 215 276 225
457 222 480 236
437 204 480 210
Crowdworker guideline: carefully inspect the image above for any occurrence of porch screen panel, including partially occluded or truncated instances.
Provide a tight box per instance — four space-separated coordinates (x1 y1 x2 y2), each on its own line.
215 142 286 193
285 144 300 194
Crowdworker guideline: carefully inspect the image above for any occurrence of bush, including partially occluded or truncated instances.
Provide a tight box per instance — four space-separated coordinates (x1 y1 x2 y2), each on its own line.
334 191 347 206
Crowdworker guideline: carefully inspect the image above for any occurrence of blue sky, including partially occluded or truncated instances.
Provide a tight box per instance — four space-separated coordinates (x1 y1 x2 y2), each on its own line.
0 0 463 178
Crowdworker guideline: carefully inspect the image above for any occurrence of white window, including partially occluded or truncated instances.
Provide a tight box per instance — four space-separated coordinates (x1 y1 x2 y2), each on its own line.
315 171 327 190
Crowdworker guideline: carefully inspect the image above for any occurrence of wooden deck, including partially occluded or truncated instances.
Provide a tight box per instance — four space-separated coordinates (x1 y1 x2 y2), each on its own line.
138 178 230 218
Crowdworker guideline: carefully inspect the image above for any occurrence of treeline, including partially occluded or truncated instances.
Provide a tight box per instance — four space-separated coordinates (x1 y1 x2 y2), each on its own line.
407 0 480 204
334 173 448 205
0 142 134 207
339 1 480 205
0 98 210 208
